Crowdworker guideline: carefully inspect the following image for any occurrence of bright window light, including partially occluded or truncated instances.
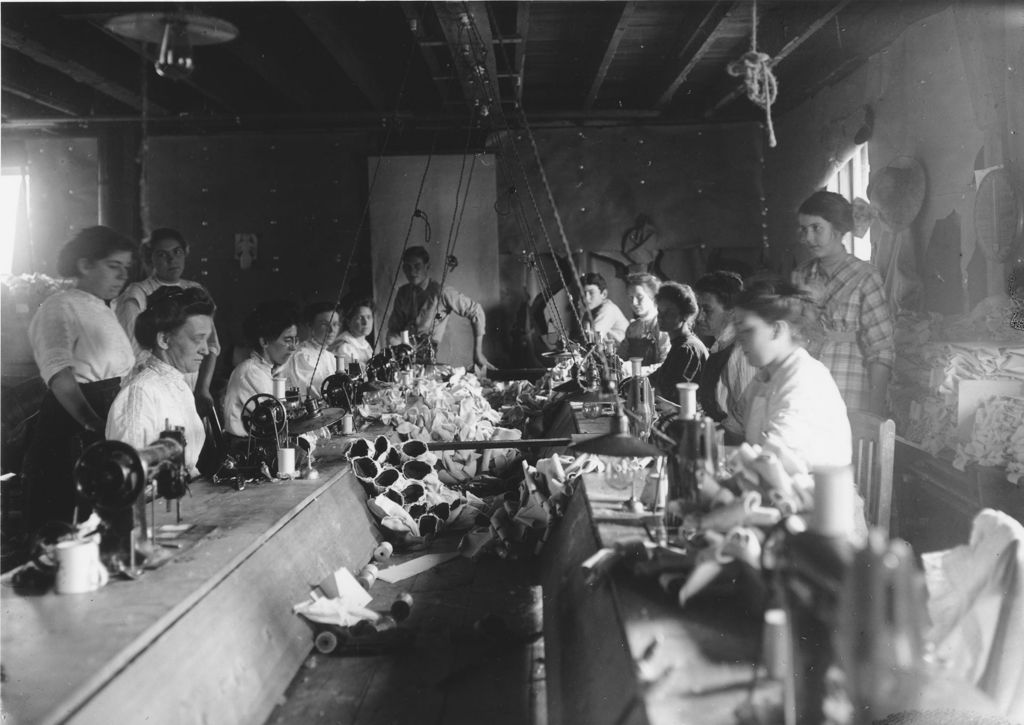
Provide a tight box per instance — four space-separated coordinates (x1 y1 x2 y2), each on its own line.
0 172 26 276
827 145 871 261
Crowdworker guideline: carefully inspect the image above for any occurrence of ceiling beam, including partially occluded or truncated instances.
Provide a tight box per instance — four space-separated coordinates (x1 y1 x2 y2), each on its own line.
1 26 168 114
703 0 852 118
433 1 502 116
2 81 81 116
585 1 637 110
293 6 391 111
419 36 522 47
654 1 737 110
400 2 452 106
91 25 236 114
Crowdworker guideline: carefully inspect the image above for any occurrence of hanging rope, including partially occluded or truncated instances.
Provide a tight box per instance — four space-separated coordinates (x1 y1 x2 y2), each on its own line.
303 30 419 394
726 0 778 148
481 8 588 339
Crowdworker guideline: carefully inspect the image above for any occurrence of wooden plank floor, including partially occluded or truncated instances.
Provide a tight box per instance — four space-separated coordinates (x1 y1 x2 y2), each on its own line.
266 547 546 725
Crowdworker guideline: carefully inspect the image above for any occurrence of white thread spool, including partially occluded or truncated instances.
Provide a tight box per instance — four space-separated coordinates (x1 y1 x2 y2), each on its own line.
676 383 699 420
341 413 354 435
811 465 854 538
272 376 287 400
55 536 109 594
373 541 393 562
277 447 296 476
335 353 347 374
762 608 790 680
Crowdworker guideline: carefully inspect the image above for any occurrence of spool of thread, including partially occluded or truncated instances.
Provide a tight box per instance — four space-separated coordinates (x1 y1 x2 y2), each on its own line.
811 465 855 538
356 563 378 590
762 608 790 680
277 447 296 476
390 593 414 621
341 413 354 436
373 541 393 562
272 376 287 400
675 383 699 420
335 354 348 374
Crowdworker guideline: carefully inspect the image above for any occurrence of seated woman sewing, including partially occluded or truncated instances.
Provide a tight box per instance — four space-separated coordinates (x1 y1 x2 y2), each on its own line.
617 272 670 374
282 301 340 399
693 271 757 442
732 280 851 469
105 287 214 476
647 282 708 403
223 301 299 437
331 298 375 367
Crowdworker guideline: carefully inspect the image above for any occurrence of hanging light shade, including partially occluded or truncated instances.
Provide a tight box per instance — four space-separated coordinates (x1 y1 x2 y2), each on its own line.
105 11 238 81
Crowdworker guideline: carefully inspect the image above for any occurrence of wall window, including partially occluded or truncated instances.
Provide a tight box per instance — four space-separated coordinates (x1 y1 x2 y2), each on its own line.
827 144 871 261
0 170 28 276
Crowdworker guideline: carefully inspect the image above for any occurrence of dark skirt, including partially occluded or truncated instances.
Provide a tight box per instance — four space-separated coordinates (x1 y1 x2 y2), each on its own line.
22 377 122 536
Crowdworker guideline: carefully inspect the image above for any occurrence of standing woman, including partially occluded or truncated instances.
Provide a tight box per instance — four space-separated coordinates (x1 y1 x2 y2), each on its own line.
647 282 708 403
792 191 894 414
223 300 299 437
24 226 136 533
617 272 670 374
116 228 220 412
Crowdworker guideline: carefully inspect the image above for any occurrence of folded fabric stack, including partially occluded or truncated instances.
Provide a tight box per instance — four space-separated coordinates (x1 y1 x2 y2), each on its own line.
954 396 1024 483
891 313 1024 459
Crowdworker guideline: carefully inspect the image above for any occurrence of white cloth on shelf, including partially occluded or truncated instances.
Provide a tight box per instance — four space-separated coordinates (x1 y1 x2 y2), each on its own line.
922 508 1024 721
29 288 134 384
105 356 205 475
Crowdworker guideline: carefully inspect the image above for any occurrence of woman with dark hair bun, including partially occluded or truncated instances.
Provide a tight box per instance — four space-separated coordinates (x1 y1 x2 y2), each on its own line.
646 282 708 402
282 301 341 399
792 190 894 414
222 300 299 436
24 226 136 533
116 228 221 411
105 287 215 475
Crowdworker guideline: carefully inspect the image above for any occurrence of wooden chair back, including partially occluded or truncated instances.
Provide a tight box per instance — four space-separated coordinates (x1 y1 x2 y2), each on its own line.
848 410 896 537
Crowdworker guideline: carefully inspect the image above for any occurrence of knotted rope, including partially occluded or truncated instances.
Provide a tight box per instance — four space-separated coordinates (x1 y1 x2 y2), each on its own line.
727 0 778 147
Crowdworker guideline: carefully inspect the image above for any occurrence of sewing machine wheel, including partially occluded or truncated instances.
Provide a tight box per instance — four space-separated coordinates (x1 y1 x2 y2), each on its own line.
74 440 146 509
241 393 288 440
321 373 358 408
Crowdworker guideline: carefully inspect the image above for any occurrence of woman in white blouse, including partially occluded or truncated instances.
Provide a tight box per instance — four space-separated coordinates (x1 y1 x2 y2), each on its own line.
223 301 299 437
733 279 851 469
25 226 136 533
331 298 375 368
106 287 215 476
283 301 341 400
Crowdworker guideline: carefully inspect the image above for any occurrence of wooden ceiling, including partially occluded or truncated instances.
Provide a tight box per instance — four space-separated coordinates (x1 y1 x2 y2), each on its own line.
1 1 948 136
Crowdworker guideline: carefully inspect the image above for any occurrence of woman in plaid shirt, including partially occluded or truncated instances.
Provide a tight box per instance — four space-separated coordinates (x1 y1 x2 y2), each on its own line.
791 191 894 415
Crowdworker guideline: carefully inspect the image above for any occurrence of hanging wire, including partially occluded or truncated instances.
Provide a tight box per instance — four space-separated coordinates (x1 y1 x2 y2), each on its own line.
373 132 438 356
476 5 586 339
302 27 421 397
426 108 479 353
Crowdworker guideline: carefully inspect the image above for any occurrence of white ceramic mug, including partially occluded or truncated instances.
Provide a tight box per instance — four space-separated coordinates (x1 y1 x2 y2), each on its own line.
54 537 109 595
277 447 296 476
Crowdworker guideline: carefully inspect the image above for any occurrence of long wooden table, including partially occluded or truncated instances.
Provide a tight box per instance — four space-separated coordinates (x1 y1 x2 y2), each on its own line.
1 440 380 725
542 403 1003 725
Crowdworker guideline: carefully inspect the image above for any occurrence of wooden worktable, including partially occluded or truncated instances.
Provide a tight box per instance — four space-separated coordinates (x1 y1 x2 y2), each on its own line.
1 439 381 725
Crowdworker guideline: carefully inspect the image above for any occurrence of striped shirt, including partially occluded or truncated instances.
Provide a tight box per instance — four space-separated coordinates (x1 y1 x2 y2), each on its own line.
792 253 894 412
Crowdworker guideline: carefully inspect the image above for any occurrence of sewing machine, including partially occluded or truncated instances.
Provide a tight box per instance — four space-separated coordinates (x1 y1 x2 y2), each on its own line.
73 427 188 572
